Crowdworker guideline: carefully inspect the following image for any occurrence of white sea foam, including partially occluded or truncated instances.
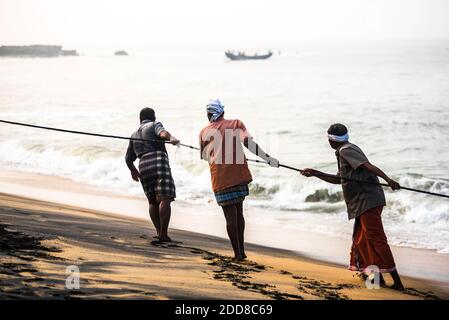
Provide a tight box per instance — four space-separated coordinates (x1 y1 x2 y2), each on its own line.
1 139 448 254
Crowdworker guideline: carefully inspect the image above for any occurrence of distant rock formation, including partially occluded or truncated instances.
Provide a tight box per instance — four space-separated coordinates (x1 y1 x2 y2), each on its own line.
0 45 79 57
114 50 128 56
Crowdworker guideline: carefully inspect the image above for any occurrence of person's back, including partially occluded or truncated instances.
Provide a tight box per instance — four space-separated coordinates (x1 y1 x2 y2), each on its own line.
199 99 278 260
200 117 252 192
128 120 167 159
336 142 386 220
125 107 179 243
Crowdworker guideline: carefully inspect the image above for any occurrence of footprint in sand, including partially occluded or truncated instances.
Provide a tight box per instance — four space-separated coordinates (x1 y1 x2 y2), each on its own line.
84 231 101 238
353 272 441 300
287 273 354 300
23 277 45 282
31 214 47 222
150 240 181 248
405 287 441 300
139 234 161 239
167 245 357 300
280 270 293 275
186 248 302 300
110 236 126 244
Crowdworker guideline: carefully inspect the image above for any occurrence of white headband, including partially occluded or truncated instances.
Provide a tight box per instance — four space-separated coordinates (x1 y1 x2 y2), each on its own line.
328 133 349 142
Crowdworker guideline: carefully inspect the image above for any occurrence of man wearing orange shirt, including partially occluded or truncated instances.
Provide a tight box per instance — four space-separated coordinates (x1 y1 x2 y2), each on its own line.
200 99 279 260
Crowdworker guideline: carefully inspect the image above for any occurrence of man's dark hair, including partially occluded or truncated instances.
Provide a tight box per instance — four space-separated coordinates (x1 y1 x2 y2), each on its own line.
327 123 348 136
140 107 156 122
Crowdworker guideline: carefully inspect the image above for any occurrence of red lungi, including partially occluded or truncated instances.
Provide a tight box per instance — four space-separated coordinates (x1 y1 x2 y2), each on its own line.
349 206 396 273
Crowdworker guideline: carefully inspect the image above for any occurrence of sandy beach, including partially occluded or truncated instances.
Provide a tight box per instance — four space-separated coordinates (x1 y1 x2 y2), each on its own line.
1 170 448 300
2 0 449 304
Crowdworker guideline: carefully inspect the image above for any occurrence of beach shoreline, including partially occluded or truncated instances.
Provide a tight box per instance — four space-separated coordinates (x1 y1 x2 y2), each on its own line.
1 191 448 299
1 167 449 284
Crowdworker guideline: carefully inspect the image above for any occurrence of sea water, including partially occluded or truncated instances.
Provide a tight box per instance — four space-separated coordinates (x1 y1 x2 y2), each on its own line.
1 40 449 254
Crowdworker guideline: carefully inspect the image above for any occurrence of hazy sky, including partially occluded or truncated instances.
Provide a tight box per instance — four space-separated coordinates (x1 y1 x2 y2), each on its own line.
1 0 449 48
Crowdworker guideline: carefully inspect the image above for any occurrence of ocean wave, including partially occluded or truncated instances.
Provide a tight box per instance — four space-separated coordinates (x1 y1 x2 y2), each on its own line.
0 139 448 253
396 174 449 194
248 182 280 197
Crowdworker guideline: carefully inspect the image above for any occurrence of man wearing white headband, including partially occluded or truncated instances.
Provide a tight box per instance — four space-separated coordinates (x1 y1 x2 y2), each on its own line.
301 123 405 291
200 99 279 260
327 132 349 143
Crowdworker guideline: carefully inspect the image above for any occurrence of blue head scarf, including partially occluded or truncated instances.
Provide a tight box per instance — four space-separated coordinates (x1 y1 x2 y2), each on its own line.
206 99 224 122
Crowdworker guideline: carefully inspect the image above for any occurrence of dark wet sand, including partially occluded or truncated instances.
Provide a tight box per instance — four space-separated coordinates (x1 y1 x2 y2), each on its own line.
0 192 447 300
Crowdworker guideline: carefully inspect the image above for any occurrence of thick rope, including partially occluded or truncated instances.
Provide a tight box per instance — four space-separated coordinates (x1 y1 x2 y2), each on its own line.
1 119 448 199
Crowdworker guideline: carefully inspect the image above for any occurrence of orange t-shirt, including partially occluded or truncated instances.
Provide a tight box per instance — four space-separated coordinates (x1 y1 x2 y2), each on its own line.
199 118 253 192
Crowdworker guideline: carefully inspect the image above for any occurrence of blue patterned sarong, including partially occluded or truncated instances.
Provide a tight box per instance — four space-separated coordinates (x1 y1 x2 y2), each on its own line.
214 184 249 207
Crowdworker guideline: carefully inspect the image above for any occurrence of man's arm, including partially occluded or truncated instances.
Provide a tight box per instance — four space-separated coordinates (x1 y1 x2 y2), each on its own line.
199 131 209 161
236 120 278 167
159 130 180 144
338 147 399 190
126 159 140 182
154 122 179 145
360 162 400 190
301 168 341 184
125 140 140 182
243 137 279 167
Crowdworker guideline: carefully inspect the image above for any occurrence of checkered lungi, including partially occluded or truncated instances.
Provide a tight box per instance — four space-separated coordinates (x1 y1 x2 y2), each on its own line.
138 151 176 203
214 184 249 207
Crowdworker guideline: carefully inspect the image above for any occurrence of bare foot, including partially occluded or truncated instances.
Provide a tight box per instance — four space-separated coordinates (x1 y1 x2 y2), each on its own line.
389 283 405 291
159 236 172 243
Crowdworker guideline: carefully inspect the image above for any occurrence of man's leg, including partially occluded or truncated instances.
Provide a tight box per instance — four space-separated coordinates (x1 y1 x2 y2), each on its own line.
389 270 405 291
148 201 161 238
158 199 172 242
363 207 404 291
235 201 246 259
378 273 386 286
222 204 243 260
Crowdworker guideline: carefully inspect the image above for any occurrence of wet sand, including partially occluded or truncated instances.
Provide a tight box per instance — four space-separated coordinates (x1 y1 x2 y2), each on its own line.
0 192 448 300
1 168 449 283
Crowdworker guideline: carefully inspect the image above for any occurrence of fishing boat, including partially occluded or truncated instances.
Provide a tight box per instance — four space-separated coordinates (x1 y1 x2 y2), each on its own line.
225 51 273 61
114 50 128 56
